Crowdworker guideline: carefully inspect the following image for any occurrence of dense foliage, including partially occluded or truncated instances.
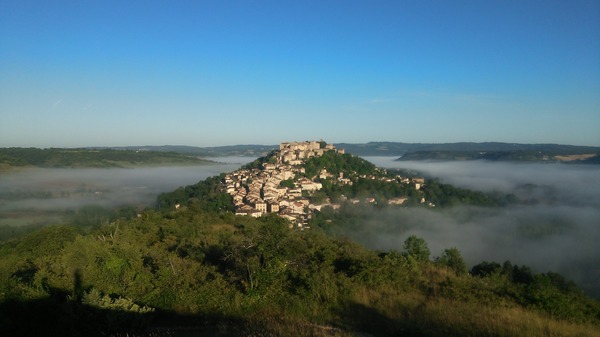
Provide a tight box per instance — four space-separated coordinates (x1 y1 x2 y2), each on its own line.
157 174 234 213
1 203 598 336
302 152 422 204
241 150 277 170
422 179 514 207
303 151 378 178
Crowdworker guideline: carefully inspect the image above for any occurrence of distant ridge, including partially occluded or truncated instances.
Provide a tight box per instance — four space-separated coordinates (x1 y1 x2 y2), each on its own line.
335 141 600 157
98 144 278 157
89 142 600 159
7 142 598 163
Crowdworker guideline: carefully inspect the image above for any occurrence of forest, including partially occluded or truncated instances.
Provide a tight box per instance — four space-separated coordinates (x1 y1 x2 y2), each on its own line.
0 148 211 169
1 152 599 336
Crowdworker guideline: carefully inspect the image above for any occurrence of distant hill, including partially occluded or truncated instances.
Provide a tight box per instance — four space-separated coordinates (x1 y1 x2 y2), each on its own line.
98 142 600 162
103 144 278 157
396 148 600 163
336 142 600 161
0 148 213 169
5 142 598 166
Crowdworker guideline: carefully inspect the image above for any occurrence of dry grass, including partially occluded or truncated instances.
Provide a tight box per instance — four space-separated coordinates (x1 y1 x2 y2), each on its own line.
419 298 599 337
325 279 599 337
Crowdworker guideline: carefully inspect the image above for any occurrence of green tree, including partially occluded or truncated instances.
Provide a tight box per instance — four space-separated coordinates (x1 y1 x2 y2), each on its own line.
279 179 295 188
470 261 501 277
435 247 467 275
402 235 430 262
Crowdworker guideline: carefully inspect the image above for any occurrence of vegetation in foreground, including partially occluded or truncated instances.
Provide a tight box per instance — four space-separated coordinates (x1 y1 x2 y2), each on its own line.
1 203 599 336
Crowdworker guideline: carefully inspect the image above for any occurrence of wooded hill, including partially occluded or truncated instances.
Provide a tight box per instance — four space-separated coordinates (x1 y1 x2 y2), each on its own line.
337 142 600 162
337 141 600 157
156 149 510 212
397 150 600 162
0 148 213 169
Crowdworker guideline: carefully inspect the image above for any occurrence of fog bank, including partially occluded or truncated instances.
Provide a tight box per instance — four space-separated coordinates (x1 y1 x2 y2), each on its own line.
0 157 254 217
355 158 600 297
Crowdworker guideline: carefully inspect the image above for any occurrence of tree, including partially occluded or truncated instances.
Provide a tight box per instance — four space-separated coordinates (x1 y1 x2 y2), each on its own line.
402 235 430 262
279 179 295 188
470 261 501 277
435 247 467 275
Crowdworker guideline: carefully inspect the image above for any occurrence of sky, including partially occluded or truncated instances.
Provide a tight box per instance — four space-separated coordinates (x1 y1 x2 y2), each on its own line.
1 0 599 148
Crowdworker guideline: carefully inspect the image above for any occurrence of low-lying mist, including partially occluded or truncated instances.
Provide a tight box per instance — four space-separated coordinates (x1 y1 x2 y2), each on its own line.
356 157 600 297
0 158 254 222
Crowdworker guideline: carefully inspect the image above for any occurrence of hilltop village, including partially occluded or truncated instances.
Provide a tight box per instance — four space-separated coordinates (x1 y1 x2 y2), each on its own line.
222 141 425 228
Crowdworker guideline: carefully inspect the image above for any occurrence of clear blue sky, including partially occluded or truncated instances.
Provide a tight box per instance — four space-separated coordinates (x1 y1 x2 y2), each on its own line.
1 0 599 147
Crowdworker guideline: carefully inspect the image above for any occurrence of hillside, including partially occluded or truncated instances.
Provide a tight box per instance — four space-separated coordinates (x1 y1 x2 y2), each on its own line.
2 141 599 336
0 148 214 169
157 141 508 227
1 204 599 336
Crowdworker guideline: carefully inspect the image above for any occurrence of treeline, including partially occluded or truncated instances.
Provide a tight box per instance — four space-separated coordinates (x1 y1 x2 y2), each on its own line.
1 206 598 336
0 148 210 168
157 174 234 212
422 179 516 207
316 177 422 204
303 152 420 204
303 151 378 178
0 204 140 241
306 153 510 207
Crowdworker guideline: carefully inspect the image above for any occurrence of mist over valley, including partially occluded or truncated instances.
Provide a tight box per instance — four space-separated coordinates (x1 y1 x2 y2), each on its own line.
2 154 598 296
355 157 600 297
0 158 253 226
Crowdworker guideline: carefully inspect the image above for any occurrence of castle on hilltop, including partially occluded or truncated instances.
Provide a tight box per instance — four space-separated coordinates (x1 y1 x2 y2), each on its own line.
277 140 345 165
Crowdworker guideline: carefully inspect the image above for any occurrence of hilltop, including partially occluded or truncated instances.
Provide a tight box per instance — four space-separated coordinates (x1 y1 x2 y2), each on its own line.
219 141 426 227
158 141 516 226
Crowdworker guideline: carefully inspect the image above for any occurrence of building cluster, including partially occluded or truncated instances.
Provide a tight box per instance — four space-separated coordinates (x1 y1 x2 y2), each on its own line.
222 141 427 228
222 141 340 227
